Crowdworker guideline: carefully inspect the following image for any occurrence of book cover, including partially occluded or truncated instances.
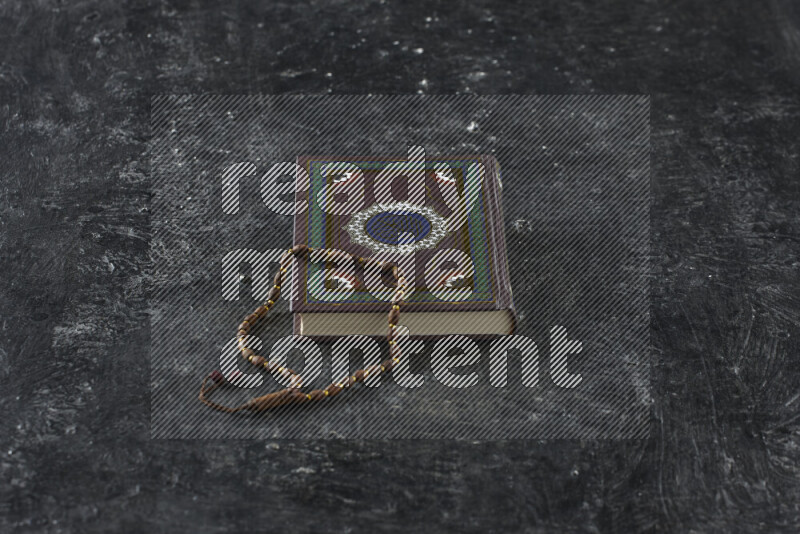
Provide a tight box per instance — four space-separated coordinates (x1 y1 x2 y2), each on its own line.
291 151 515 337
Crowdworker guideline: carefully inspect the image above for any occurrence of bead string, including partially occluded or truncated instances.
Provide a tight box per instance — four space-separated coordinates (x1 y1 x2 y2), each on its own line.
199 244 407 413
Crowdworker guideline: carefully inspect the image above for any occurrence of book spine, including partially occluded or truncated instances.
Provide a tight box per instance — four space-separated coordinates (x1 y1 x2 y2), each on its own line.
484 155 516 330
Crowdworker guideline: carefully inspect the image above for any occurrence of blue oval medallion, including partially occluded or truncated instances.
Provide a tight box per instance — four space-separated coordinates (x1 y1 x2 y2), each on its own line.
364 210 432 245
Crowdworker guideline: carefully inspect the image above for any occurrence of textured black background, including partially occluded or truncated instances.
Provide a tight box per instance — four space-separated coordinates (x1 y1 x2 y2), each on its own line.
1 0 799 532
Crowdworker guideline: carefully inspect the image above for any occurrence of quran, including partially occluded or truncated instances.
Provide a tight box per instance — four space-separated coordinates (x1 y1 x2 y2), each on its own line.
291 150 515 338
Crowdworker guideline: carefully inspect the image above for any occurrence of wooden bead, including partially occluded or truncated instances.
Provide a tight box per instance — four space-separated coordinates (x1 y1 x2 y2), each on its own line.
267 287 280 303
246 390 295 411
238 321 250 332
291 244 310 257
381 359 394 372
241 347 255 358
290 390 309 402
255 305 268 317
381 262 399 282
246 313 258 324
250 355 265 366
388 308 399 326
273 271 283 287
354 370 366 382
308 390 326 401
326 385 343 397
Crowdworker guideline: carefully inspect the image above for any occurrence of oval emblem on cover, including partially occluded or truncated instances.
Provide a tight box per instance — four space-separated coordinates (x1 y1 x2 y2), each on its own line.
344 202 447 254
365 210 433 245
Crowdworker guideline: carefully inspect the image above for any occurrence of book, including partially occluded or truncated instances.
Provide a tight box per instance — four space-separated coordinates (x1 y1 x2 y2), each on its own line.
291 151 515 338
